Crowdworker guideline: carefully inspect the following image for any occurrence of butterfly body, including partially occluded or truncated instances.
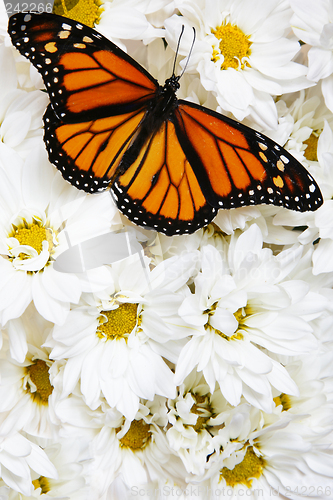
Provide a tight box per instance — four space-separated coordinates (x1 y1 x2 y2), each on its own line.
8 13 323 235
117 75 180 173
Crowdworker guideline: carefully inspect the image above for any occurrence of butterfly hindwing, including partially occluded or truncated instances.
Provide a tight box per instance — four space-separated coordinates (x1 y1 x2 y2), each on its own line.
8 12 158 122
43 104 147 191
112 120 217 235
174 102 323 212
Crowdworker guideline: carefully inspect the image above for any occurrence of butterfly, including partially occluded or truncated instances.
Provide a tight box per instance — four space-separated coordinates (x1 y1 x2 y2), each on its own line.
8 12 323 236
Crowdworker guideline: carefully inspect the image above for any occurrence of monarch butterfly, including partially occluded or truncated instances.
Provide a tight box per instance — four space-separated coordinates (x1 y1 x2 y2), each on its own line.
8 12 323 236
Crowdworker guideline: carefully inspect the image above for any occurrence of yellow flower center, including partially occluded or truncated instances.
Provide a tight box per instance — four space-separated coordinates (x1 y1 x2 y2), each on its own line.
190 393 214 431
119 419 151 450
303 132 319 162
205 304 246 341
221 446 265 487
26 359 54 405
212 23 252 70
13 222 54 256
97 303 138 340
274 393 291 411
32 476 50 494
54 0 103 27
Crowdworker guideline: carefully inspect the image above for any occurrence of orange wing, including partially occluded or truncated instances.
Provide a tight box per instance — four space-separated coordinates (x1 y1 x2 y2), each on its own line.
44 104 146 191
173 102 323 212
112 120 217 235
8 13 158 121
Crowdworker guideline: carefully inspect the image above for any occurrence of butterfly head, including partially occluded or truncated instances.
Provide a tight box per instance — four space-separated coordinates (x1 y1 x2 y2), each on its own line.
164 75 181 93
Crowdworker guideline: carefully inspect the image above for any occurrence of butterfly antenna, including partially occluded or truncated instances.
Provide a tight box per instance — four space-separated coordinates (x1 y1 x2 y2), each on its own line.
179 27 196 78
171 25 185 76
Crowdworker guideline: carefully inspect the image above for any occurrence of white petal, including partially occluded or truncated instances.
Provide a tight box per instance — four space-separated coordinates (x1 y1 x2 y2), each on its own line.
210 309 238 336
141 311 175 342
1 111 31 147
6 317 28 363
0 45 17 97
31 273 69 325
113 382 140 420
267 361 299 395
148 252 198 292
215 69 254 112
81 347 103 409
312 239 333 275
175 337 203 385
26 441 58 478
251 39 301 70
0 451 30 479
308 47 333 80
0 467 32 496
42 266 81 303
218 371 242 406
120 452 147 487
178 294 206 326
62 355 85 398
291 0 329 39
99 8 152 39
21 146 54 211
0 264 32 325
244 68 282 94
305 452 333 476
322 74 333 112
241 383 273 412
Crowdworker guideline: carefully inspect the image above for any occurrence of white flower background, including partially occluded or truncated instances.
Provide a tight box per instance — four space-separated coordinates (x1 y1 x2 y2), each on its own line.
0 0 333 498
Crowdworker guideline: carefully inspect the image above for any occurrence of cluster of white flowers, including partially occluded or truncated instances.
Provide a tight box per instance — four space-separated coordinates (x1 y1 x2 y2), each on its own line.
0 0 333 498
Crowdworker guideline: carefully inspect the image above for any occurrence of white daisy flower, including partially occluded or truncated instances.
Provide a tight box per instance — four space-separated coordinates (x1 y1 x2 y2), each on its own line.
291 0 333 113
0 145 118 326
276 350 333 436
165 0 310 128
0 432 57 496
89 400 186 498
0 437 90 499
275 122 333 274
176 225 326 413
246 85 333 180
271 87 333 164
0 307 61 439
200 400 333 499
259 86 332 247
166 371 228 476
46 252 197 420
197 347 333 497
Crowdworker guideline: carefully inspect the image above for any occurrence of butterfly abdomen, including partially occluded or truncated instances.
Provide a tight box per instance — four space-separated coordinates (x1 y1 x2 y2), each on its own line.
117 81 180 173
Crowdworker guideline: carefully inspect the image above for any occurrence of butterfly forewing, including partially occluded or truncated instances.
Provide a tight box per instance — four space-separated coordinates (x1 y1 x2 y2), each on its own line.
8 13 158 122
174 102 323 212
